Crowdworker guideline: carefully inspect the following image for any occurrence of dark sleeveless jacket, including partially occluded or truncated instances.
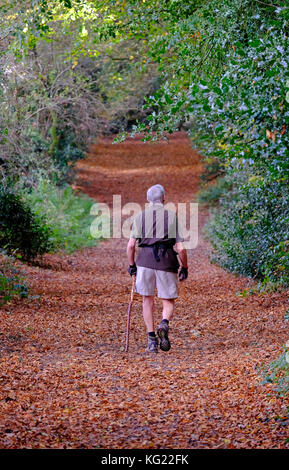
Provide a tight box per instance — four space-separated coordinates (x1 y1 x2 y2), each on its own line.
131 204 184 272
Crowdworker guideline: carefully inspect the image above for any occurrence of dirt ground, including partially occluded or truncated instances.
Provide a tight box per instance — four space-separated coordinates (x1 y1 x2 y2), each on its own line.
0 132 289 448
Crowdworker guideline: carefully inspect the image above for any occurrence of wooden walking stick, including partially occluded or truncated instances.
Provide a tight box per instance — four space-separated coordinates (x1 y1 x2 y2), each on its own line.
125 275 136 352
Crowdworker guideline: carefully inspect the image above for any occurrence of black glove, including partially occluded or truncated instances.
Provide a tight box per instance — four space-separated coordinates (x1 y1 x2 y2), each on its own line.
179 266 188 281
128 263 137 276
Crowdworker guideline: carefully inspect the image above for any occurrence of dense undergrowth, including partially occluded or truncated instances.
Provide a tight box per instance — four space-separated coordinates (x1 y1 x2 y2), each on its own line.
22 180 99 254
200 169 289 289
0 179 100 300
0 251 28 306
0 1 157 303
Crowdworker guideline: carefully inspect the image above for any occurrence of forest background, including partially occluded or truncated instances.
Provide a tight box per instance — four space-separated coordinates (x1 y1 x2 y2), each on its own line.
0 0 289 386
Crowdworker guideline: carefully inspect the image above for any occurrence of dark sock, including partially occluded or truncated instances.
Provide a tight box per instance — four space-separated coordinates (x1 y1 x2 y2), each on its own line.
162 319 169 325
148 331 156 337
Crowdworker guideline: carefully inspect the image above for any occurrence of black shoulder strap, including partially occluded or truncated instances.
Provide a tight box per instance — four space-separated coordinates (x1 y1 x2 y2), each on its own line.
141 210 146 239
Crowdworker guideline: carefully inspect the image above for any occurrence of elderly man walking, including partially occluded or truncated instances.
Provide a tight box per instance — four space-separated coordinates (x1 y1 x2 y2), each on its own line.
127 184 188 353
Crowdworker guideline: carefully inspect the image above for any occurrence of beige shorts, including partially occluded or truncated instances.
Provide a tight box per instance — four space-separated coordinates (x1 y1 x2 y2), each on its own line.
135 266 178 299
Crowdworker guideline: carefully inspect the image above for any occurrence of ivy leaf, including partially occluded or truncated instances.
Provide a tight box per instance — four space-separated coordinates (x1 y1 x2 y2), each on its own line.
164 94 173 105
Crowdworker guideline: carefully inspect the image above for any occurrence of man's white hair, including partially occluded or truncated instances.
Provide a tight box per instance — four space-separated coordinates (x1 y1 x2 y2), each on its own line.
147 184 165 203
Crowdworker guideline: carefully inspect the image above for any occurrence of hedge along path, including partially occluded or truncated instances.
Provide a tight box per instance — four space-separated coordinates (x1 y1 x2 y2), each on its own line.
1 132 289 449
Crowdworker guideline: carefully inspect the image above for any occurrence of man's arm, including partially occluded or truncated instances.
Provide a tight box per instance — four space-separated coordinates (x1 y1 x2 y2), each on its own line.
174 241 188 281
127 237 136 265
127 238 137 275
174 241 188 268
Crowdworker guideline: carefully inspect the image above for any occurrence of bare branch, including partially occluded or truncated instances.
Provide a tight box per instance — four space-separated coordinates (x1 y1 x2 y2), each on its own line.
254 0 285 8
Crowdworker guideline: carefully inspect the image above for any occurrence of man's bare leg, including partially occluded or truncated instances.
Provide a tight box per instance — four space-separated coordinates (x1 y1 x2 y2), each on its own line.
142 295 154 332
143 296 158 353
161 298 174 321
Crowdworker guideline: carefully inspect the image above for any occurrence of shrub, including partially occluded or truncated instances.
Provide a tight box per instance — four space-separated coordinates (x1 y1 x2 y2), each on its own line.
198 177 231 207
204 171 289 286
261 339 289 397
52 131 86 184
22 179 101 253
0 184 53 260
200 157 225 184
0 251 28 305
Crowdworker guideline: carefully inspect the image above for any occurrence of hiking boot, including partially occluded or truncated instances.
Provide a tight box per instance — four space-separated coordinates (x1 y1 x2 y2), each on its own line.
157 320 171 352
146 335 158 353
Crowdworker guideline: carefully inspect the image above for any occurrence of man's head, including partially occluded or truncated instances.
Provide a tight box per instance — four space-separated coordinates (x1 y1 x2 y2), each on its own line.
147 184 165 204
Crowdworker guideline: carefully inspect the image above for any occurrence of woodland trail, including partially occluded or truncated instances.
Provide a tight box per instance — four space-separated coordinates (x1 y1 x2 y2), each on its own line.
1 132 289 449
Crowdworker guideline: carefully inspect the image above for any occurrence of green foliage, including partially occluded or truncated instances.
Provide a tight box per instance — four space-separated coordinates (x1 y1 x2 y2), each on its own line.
262 344 289 396
53 132 86 169
0 184 53 261
261 312 289 397
0 2 158 188
284 309 289 322
1 129 62 189
22 180 101 253
200 157 225 184
1 0 289 288
198 177 230 207
0 251 28 305
52 131 86 184
127 0 289 178
98 0 289 289
0 178 102 305
204 170 289 286
0 48 96 187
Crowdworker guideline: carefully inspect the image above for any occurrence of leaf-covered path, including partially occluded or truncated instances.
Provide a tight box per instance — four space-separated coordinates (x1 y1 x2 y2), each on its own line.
1 133 289 448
